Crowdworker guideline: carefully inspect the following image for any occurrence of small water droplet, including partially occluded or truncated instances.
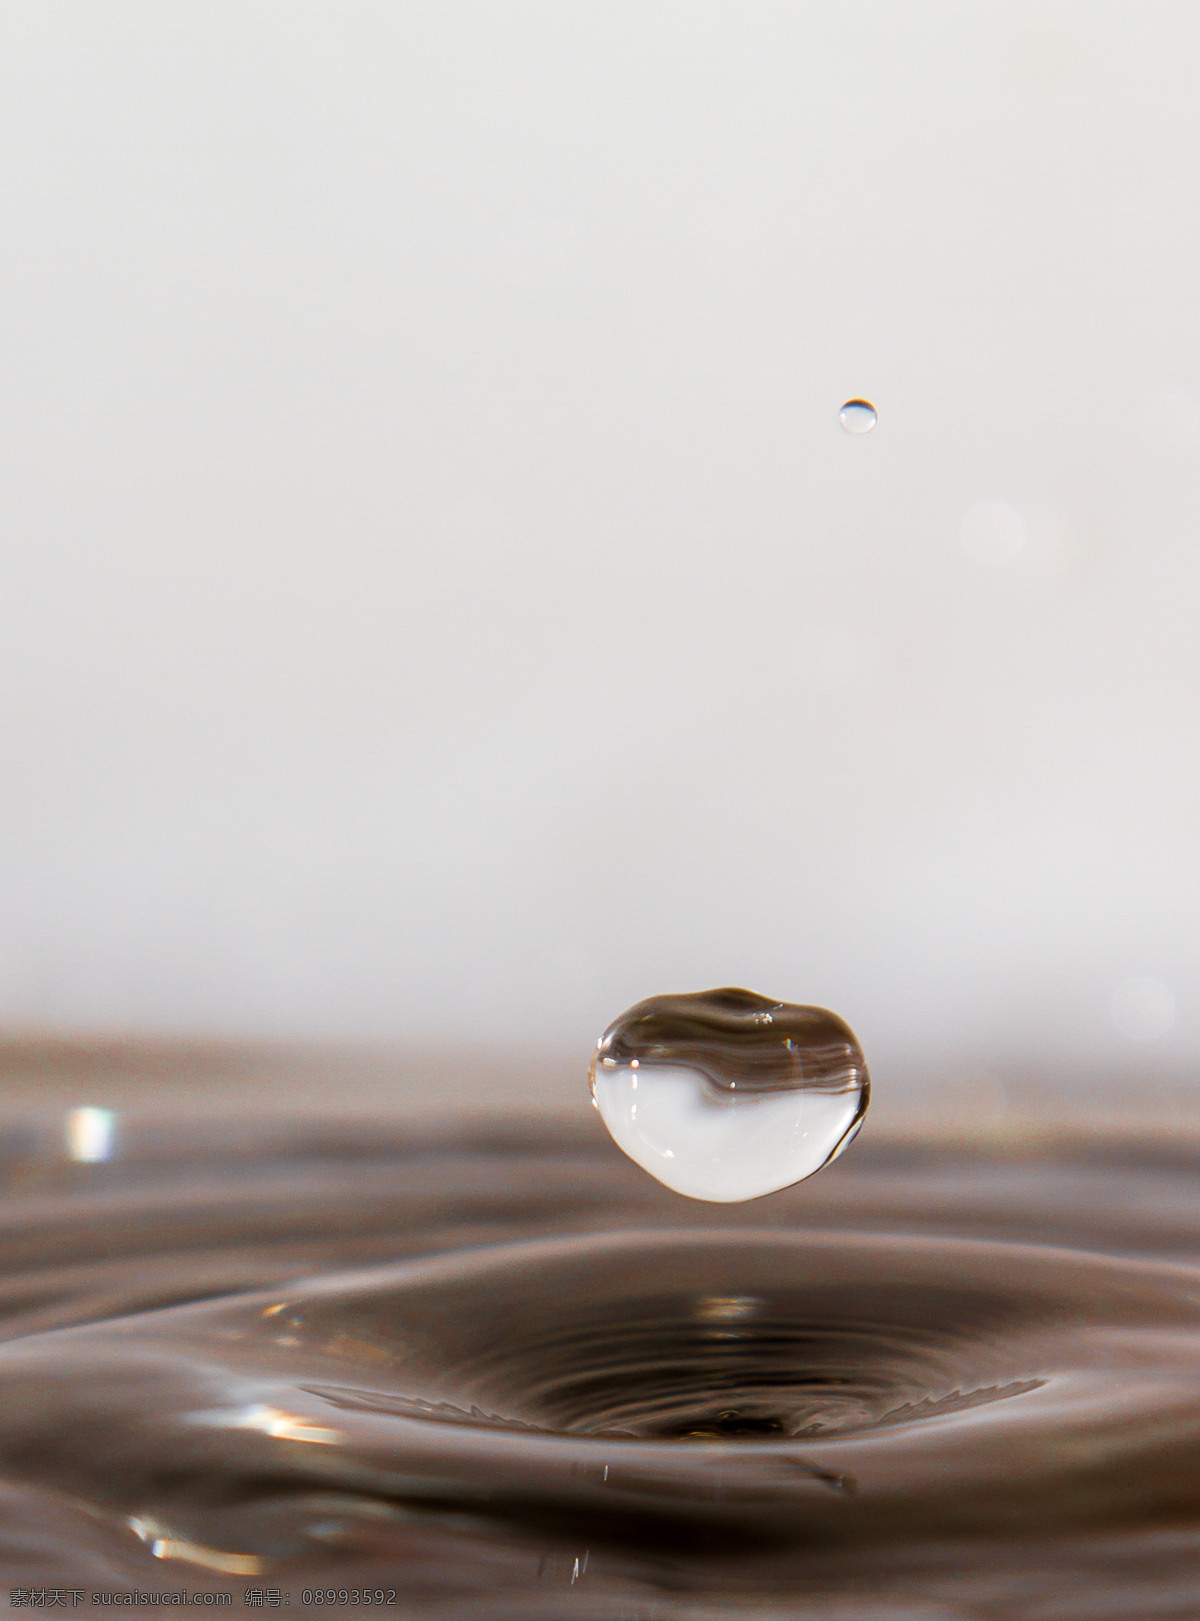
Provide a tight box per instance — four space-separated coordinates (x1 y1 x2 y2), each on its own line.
838 399 877 435
588 988 869 1202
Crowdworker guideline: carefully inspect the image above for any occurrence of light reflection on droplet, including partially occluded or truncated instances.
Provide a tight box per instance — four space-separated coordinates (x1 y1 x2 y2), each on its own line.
839 399 877 435
65 1106 115 1163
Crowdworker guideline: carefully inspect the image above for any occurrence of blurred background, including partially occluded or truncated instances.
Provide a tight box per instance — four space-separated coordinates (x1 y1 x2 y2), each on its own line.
1 1 1198 1124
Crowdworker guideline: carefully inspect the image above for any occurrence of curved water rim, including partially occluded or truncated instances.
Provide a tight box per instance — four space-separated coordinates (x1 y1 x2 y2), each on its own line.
0 1229 1199 1548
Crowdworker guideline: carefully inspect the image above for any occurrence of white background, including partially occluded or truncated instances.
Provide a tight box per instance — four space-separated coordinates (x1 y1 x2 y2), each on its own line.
1 3 1198 1089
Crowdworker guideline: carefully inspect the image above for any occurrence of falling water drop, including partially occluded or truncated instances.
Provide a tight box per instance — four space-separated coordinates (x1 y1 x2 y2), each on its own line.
838 399 877 435
589 988 869 1202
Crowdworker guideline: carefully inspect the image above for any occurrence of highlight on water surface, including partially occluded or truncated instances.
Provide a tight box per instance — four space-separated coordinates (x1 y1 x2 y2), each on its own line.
589 987 869 1201
65 1106 116 1163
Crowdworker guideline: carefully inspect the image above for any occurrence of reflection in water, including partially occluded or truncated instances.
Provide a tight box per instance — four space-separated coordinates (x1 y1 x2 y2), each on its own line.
64 1105 116 1163
2 1110 1200 1614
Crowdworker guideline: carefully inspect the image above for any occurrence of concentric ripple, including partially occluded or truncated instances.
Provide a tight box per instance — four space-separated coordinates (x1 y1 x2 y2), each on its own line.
5 1119 1200 1616
3 1228 1200 1575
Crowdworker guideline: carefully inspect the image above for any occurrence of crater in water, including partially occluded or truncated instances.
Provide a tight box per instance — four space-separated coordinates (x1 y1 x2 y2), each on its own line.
3 1111 1200 1616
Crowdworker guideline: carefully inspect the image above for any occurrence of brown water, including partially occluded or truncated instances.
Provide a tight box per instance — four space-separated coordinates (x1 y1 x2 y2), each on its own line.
3 1109 1200 1617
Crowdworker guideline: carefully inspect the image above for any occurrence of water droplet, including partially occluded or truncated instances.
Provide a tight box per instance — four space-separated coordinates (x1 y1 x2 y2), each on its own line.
65 1106 115 1163
838 399 877 435
589 988 869 1202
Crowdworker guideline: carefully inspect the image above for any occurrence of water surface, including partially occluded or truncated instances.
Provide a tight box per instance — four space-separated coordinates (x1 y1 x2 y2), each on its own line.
2 1107 1200 1617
